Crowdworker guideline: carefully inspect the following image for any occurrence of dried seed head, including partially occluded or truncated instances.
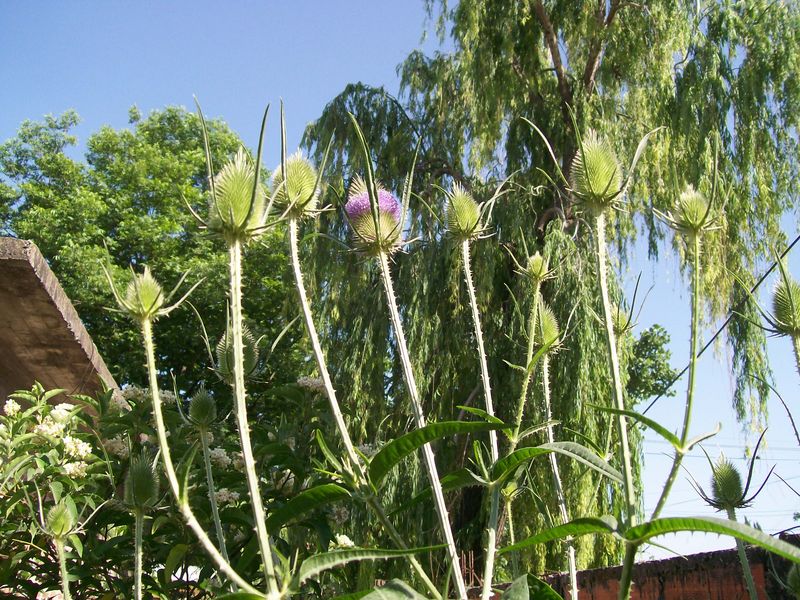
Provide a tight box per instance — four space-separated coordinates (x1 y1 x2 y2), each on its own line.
124 452 160 510
772 273 800 338
710 455 744 511
570 130 623 214
207 147 266 243
271 152 319 217
188 386 217 428
216 323 260 385
446 183 481 241
46 501 75 538
344 176 403 254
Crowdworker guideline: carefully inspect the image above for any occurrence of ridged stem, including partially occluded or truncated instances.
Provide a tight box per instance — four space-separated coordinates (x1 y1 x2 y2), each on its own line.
650 234 702 521
793 335 800 380
543 354 578 599
727 506 759 600
54 538 72 600
289 219 440 599
510 281 542 451
142 319 262 596
200 428 230 565
378 251 468 600
229 240 280 597
134 509 144 600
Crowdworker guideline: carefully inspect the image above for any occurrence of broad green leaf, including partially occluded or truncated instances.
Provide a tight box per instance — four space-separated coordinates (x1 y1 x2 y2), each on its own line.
491 447 550 483
539 442 622 484
526 574 563 600
360 580 428 599
265 483 351 531
500 516 618 554
369 421 505 486
162 543 188 586
589 404 681 449
295 546 444 585
624 516 800 562
457 405 505 425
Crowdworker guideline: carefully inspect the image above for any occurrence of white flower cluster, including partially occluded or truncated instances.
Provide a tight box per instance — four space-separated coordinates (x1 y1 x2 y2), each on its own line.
3 398 20 417
104 435 129 459
62 435 92 459
159 390 177 405
209 447 231 469
120 386 176 406
329 504 350 526
214 488 240 505
50 403 76 424
329 533 355 550
34 416 66 438
63 461 88 478
296 376 326 395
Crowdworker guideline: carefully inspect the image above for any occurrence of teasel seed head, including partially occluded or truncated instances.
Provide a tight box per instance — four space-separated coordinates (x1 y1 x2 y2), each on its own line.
216 323 260 385
46 501 75 538
524 252 551 286
271 152 320 218
570 130 623 215
445 182 481 241
772 272 800 338
207 147 267 243
188 385 217 428
710 455 744 511
124 452 160 511
344 176 403 255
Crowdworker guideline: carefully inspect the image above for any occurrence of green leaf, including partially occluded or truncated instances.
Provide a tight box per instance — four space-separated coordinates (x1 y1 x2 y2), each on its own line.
369 421 505 486
500 516 618 554
457 405 505 425
502 574 529 599
295 546 444 585
360 580 428 599
265 483 351 531
539 442 623 483
162 543 188 586
526 574 563 600
589 404 681 449
624 517 800 562
491 447 550 483
390 467 487 515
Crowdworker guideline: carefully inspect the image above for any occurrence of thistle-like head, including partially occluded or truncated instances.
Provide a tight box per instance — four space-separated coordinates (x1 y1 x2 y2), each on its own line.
521 252 552 287
656 185 716 244
271 152 320 218
534 301 561 354
188 385 218 428
124 452 160 511
570 130 623 215
104 263 199 324
46 501 76 538
445 182 482 241
207 147 267 243
344 176 403 255
771 271 800 338
216 323 260 385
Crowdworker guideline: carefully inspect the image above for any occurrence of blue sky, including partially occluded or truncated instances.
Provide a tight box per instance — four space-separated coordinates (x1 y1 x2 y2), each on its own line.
2 1 798 563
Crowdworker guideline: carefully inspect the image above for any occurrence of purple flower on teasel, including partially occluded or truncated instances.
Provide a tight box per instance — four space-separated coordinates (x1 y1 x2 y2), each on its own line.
344 177 404 254
344 187 402 223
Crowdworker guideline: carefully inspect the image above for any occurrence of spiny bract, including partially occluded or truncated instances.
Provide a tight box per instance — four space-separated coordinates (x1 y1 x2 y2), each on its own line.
271 152 319 217
570 130 623 214
772 273 800 337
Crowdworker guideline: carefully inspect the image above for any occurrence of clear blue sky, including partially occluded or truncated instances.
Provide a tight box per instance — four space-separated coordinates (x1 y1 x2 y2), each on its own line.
2 1 798 563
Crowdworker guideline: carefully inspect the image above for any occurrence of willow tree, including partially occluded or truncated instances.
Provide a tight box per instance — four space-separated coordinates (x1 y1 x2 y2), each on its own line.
299 0 799 574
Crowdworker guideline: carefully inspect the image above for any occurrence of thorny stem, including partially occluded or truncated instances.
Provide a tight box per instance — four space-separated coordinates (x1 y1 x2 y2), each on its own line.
510 280 542 451
460 241 501 600
200 428 230 566
289 219 440 599
134 509 144 600
727 506 759 600
378 251 468 600
142 319 262 596
650 234 702 521
54 537 72 600
229 240 281 598
506 496 519 577
793 335 800 380
543 353 578 600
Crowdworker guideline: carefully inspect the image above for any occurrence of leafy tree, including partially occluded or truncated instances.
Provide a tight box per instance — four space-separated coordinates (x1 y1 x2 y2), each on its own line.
0 107 303 396
300 0 798 571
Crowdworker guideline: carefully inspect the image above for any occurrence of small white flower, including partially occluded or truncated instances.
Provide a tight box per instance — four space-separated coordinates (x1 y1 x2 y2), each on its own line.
34 417 66 438
3 399 20 417
159 390 177 405
139 433 151 444
104 435 129 459
296 376 326 395
51 403 77 424
330 533 355 550
62 436 92 459
209 447 231 469
214 488 240 504
63 461 88 478
232 452 245 471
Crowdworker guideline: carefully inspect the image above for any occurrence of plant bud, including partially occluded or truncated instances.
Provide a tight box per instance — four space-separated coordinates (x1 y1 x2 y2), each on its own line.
772 273 800 338
124 453 160 510
525 252 551 285
570 130 623 214
344 177 402 254
446 183 480 241
534 301 561 352
207 147 266 242
216 323 260 385
124 267 164 321
711 455 744 510
189 386 217 428
672 186 711 239
271 152 319 217
46 501 75 538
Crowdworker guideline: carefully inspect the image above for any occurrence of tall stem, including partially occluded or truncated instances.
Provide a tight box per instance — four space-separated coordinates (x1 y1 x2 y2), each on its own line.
792 335 800 380
289 219 440 599
134 509 144 600
650 235 702 520
200 428 230 565
510 281 542 451
54 538 72 600
229 240 280 597
142 319 261 596
727 507 759 600
378 251 468 600
543 354 578 600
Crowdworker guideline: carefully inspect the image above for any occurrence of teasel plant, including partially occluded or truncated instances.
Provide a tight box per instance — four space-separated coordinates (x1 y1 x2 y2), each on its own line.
103 263 264 596
689 430 774 600
346 114 469 599
273 105 442 598
123 451 161 600
755 251 800 378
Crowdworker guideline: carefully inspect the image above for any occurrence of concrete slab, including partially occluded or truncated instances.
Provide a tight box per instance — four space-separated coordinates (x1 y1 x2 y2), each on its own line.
0 237 117 401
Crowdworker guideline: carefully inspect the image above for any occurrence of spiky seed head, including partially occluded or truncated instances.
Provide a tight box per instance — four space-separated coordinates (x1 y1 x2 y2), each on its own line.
534 302 561 352
710 455 744 510
46 501 75 538
188 386 217 428
786 564 800 599
272 152 319 217
446 183 481 240
216 323 260 385
772 273 800 337
123 266 165 321
611 304 634 339
570 130 623 214
344 176 403 255
524 252 551 285
673 185 713 240
124 453 160 510
207 147 266 242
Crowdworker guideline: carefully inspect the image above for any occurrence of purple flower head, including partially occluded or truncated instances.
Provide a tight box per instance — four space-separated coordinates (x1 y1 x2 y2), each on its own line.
345 182 402 224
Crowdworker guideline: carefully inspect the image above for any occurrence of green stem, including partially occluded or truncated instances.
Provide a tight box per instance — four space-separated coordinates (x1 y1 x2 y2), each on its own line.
506 497 519 577
793 335 800 380
229 240 280 597
289 219 440 599
543 354 578 600
54 537 72 600
727 507 759 600
617 543 637 600
200 428 230 565
134 509 143 600
650 235 702 521
378 251 468 600
142 319 262 596
510 281 542 451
